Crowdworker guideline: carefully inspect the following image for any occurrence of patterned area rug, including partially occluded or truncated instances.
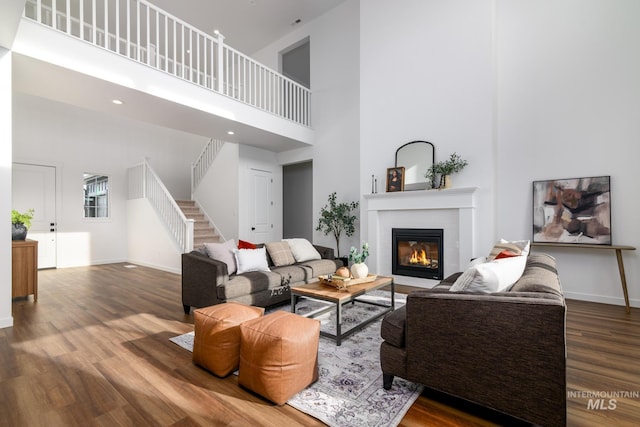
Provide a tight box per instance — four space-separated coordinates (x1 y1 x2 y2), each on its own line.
170 291 422 427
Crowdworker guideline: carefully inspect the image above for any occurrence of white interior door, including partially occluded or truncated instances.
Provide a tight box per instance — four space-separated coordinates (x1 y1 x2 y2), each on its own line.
12 163 57 269
249 168 273 243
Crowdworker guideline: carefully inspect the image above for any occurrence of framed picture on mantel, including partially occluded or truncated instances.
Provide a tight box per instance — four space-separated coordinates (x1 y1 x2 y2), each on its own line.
532 175 611 245
386 167 405 192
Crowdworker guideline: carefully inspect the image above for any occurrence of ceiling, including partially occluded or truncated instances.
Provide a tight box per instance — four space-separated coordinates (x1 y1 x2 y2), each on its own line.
11 0 347 151
146 0 346 55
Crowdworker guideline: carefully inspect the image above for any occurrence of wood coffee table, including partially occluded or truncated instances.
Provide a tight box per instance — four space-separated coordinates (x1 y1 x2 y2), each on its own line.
290 275 394 345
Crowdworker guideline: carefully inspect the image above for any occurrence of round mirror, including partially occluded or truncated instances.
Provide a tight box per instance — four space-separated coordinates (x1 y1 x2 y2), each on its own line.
395 141 435 190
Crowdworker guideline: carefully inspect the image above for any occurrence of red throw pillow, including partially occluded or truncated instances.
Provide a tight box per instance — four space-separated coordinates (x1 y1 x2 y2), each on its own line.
238 239 257 250
495 250 519 260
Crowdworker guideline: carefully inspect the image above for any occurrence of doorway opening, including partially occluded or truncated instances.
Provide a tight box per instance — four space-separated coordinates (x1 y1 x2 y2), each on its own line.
280 37 310 89
283 161 313 240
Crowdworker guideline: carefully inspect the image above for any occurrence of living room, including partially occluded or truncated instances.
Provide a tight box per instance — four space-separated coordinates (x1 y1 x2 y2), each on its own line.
1 0 639 423
5 0 639 312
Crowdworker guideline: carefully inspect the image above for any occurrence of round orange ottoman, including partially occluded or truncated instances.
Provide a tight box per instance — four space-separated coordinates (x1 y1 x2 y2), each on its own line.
193 302 264 377
238 311 320 405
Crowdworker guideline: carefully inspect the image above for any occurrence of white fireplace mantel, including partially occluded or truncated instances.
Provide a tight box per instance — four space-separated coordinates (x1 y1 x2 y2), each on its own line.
364 187 479 287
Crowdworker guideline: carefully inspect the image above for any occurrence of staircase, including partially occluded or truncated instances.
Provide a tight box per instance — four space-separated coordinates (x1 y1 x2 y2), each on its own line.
176 200 221 248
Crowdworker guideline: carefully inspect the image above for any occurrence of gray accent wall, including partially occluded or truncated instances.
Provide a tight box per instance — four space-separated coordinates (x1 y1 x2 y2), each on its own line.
283 161 312 240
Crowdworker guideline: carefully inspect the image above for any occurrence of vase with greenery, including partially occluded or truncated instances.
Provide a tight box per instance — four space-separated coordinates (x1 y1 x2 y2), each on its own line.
348 242 370 279
316 192 359 257
426 152 468 189
11 209 35 241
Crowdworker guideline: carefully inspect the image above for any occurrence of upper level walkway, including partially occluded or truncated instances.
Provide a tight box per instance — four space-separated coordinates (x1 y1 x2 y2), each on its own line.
9 0 314 151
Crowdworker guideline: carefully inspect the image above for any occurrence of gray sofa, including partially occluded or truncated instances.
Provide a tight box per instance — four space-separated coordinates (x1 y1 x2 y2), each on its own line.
380 252 566 427
181 244 341 314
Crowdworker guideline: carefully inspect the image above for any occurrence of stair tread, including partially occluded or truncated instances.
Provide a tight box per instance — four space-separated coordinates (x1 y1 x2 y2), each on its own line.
172 200 220 246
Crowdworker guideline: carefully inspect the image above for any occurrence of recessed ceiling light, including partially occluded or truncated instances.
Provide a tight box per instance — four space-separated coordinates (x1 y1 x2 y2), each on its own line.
112 99 124 105
227 131 235 135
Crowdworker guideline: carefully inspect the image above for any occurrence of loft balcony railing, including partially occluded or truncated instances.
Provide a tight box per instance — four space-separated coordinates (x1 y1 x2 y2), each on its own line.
23 0 311 127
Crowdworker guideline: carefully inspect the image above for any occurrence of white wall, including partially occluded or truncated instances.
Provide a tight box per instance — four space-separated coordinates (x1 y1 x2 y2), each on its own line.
361 0 639 308
127 198 182 273
0 48 13 328
193 142 240 241
360 0 496 256
252 0 361 256
495 0 640 306
13 93 206 268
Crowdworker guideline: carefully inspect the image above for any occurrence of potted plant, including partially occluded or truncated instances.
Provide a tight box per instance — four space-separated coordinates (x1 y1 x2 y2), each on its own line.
316 192 359 258
12 209 34 241
348 242 369 279
427 152 468 189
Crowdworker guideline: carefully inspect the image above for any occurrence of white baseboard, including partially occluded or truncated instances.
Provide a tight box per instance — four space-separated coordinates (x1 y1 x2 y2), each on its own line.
125 259 181 275
563 291 637 309
0 316 13 329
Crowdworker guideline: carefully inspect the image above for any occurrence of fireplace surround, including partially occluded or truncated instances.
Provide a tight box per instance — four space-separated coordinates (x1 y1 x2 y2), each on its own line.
364 187 478 287
392 228 443 280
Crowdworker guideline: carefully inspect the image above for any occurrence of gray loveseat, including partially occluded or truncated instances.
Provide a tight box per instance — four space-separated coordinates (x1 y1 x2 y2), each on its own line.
380 252 566 427
181 244 340 314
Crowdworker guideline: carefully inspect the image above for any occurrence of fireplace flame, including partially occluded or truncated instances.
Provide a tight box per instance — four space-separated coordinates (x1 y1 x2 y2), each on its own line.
409 249 431 266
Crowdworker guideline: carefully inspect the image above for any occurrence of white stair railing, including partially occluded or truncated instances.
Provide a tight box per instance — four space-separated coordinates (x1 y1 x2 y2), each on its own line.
127 160 194 253
191 137 225 193
23 0 312 127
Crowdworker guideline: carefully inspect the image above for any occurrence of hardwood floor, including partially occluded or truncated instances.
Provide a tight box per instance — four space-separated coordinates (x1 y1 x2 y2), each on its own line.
1 264 638 426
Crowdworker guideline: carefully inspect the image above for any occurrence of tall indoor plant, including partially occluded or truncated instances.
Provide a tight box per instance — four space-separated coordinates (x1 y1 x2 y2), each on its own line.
11 209 34 241
316 192 359 257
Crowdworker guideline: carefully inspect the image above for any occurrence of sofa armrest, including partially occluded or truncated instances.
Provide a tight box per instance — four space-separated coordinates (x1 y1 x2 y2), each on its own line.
313 244 335 260
405 290 566 426
181 251 229 311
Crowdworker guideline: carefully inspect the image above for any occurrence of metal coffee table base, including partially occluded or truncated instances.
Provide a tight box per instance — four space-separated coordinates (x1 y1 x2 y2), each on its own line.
291 280 394 346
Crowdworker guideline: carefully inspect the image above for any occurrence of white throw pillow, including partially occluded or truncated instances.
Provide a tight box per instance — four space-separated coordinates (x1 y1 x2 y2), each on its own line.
203 239 237 275
450 254 527 293
233 247 271 274
284 238 321 262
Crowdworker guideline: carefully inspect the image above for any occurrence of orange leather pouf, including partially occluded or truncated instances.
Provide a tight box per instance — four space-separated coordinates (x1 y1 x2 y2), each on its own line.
238 311 320 405
193 302 265 377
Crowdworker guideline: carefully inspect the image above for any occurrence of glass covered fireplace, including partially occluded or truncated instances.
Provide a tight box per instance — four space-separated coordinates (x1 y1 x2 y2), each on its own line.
392 228 444 280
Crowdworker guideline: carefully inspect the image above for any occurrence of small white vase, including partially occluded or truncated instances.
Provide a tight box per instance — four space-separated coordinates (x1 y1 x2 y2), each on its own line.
351 263 369 279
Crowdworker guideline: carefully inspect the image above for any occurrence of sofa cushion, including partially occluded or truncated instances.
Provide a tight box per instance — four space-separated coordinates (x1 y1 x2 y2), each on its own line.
510 253 563 295
221 271 284 300
450 255 527 293
238 239 257 249
284 238 322 262
233 247 270 274
299 259 340 277
270 265 312 284
487 239 530 260
204 240 237 274
381 305 406 348
265 241 296 266
495 250 519 259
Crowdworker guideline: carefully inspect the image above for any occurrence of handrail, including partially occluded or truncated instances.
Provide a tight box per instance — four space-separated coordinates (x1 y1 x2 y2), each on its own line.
23 0 312 127
127 160 194 253
191 137 225 193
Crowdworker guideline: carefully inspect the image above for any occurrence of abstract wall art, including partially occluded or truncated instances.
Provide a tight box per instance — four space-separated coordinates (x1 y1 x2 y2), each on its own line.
532 176 611 245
